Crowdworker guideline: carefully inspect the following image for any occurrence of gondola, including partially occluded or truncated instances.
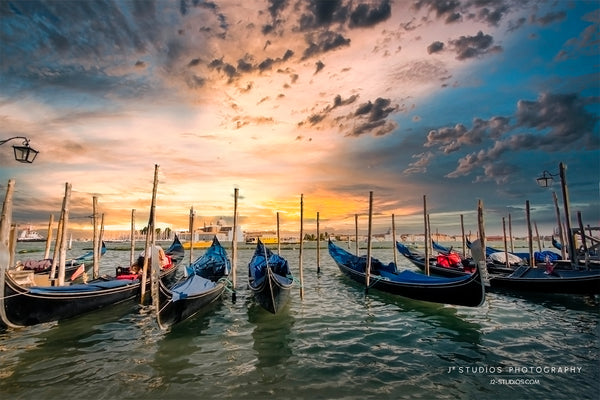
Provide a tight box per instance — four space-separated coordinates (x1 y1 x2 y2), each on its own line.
16 241 107 277
0 236 184 328
248 239 293 314
488 264 600 294
329 240 486 307
395 241 473 277
155 237 230 328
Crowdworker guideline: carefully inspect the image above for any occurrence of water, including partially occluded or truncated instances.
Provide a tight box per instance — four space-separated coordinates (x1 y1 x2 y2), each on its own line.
1 241 598 399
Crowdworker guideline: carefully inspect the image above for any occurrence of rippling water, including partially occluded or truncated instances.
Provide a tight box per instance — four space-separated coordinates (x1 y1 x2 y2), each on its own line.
1 241 598 399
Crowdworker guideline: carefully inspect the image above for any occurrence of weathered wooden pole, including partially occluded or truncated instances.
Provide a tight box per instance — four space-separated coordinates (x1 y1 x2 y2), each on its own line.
299 194 304 299
92 196 100 279
354 213 359 255
502 217 509 269
552 192 566 259
365 191 373 293
0 179 20 328
57 183 72 286
460 214 466 257
276 212 281 254
231 188 238 302
534 221 542 251
423 195 430 275
559 162 576 266
141 164 159 303
130 209 136 266
43 214 54 259
477 199 486 264
508 213 514 252
577 211 589 268
391 214 398 268
50 210 64 281
316 211 321 273
188 206 195 275
526 200 534 267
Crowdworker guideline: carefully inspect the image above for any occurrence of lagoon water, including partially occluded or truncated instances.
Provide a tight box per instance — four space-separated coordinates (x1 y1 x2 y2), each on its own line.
1 241 598 399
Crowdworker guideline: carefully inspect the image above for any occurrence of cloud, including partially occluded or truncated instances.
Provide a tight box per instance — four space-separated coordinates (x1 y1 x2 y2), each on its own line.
443 92 599 181
348 1 392 28
449 31 502 60
427 41 445 54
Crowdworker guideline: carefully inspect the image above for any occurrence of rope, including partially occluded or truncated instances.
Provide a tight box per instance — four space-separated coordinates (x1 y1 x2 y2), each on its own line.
368 274 385 289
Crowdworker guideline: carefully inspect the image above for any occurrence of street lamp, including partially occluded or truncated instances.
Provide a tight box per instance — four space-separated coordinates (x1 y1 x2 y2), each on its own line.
536 162 575 265
0 136 39 163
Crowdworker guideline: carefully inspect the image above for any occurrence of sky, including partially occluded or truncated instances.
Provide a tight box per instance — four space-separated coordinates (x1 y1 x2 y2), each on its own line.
0 0 599 240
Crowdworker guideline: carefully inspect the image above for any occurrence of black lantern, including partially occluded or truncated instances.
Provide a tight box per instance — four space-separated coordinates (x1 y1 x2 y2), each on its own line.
1 136 39 163
535 170 555 188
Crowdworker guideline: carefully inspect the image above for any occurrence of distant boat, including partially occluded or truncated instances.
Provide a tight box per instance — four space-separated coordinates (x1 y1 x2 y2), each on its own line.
17 227 45 242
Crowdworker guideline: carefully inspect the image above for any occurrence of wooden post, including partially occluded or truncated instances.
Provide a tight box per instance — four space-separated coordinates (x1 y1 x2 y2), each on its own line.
577 211 589 268
0 179 20 328
354 213 359 255
423 195 429 275
276 212 281 254
477 199 486 263
534 221 542 252
92 196 100 279
299 194 304 299
559 162 576 266
50 210 64 281
141 164 159 303
188 206 195 276
526 200 534 267
130 209 136 266
460 214 466 257
503 217 509 269
57 183 71 286
43 214 54 259
365 191 373 293
231 188 238 302
316 211 321 273
552 192 566 259
508 213 514 253
391 214 398 268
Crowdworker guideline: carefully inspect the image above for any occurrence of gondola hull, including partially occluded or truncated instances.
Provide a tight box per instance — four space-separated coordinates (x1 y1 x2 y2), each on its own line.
155 237 230 328
1 237 183 327
249 267 292 314
248 240 293 314
489 266 600 294
156 277 225 327
330 241 485 307
2 266 178 326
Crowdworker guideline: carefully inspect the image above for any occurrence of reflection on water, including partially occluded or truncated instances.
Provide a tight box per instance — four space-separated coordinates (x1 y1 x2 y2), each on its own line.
247 302 295 369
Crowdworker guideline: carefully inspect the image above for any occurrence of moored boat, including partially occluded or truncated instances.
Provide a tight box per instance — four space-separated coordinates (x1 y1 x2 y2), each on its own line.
329 240 486 307
248 239 293 314
155 236 230 328
0 236 183 328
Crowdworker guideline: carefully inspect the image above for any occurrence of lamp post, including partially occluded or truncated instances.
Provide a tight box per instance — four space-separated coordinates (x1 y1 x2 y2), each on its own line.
0 136 39 163
536 162 575 265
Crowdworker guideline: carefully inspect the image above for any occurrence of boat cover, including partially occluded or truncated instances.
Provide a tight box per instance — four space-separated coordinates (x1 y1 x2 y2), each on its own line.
379 269 471 284
170 274 218 301
186 237 231 280
29 279 138 294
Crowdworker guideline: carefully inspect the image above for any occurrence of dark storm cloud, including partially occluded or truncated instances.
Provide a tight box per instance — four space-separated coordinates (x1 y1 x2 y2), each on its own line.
315 60 325 74
301 31 351 59
348 98 399 137
441 92 599 180
449 31 502 60
300 94 359 126
348 0 391 28
427 41 445 54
